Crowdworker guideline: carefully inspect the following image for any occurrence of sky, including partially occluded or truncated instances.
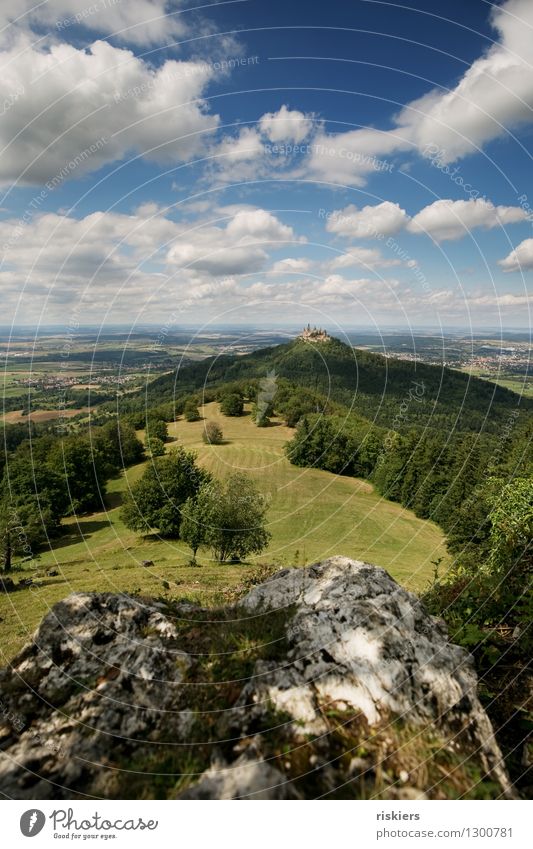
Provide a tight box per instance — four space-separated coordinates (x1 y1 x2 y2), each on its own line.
0 0 532 333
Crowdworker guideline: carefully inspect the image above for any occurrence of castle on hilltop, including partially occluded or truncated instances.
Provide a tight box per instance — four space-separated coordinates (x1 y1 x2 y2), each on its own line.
299 324 331 343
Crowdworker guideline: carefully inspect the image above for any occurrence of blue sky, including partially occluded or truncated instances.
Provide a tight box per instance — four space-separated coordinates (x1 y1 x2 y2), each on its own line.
0 0 532 331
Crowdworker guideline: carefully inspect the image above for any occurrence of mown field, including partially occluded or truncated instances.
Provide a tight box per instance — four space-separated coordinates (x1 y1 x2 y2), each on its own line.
460 368 533 398
0 402 448 660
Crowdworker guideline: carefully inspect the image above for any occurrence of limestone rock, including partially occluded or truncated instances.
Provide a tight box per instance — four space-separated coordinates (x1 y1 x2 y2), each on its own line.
0 557 516 799
0 592 190 798
179 754 302 800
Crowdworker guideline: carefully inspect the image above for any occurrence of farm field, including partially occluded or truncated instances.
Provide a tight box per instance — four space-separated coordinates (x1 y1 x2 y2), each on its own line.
0 402 448 660
1 408 88 424
459 368 533 398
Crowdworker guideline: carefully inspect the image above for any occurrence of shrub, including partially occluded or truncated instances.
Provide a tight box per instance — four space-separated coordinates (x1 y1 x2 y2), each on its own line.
202 421 223 445
220 393 244 417
183 400 201 422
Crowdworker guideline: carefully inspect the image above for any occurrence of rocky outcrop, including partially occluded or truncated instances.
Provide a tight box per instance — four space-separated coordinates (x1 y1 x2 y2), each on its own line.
0 557 515 799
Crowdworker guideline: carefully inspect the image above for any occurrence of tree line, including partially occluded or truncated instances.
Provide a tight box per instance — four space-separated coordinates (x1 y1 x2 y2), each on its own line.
0 419 144 571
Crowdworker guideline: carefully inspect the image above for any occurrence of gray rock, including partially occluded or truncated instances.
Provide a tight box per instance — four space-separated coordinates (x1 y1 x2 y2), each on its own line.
178 755 302 800
233 556 515 797
0 592 190 798
0 557 516 799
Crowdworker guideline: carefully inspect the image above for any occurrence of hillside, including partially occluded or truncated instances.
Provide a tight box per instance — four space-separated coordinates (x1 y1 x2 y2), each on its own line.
0 402 447 660
0 558 515 800
145 336 529 434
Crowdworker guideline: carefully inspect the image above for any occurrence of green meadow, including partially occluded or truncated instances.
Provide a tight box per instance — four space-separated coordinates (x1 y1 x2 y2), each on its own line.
0 402 448 660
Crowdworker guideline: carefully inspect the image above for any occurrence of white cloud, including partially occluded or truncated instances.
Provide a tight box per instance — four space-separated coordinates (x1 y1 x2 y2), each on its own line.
2 203 528 325
206 106 315 186
305 0 533 185
165 208 299 275
307 128 403 186
499 238 533 271
467 292 531 306
0 38 219 185
0 1 188 47
408 198 526 241
0 205 300 323
214 127 264 163
259 105 314 143
226 208 296 242
325 202 409 239
322 198 526 244
271 258 312 273
402 0 533 163
329 247 401 270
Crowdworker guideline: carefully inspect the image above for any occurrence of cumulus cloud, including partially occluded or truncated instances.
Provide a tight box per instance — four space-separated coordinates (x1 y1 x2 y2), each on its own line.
308 128 405 186
207 106 316 185
0 204 300 323
226 208 296 242
259 105 314 143
322 198 525 243
499 238 533 271
325 202 409 239
0 0 188 47
0 38 219 185
402 0 533 163
2 203 527 325
271 258 312 273
329 247 401 270
408 198 526 241
306 0 533 185
153 207 299 275
214 127 264 164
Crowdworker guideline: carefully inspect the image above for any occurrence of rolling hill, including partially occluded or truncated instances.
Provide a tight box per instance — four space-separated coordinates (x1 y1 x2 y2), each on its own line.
145 335 529 434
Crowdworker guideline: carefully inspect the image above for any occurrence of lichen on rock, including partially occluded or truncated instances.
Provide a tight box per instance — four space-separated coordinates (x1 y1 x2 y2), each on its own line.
0 557 516 799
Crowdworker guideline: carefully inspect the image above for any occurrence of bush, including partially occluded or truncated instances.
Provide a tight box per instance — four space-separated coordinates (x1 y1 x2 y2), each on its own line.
202 421 223 445
147 436 165 457
220 393 244 417
424 476 533 656
183 400 201 422
145 417 168 443
252 401 273 427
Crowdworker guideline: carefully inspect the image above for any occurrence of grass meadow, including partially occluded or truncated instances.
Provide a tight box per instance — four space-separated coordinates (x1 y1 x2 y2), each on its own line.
0 402 448 660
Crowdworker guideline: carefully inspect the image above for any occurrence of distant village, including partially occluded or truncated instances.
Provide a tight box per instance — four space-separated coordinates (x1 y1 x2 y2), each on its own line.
8 373 138 392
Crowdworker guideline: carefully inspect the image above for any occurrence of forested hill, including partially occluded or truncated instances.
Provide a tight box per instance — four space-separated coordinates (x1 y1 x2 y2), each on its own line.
145 336 528 433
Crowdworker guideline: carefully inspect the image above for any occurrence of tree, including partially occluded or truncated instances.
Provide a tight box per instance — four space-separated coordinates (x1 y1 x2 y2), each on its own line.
121 448 211 537
49 435 107 513
94 419 144 474
0 448 72 570
180 486 215 561
0 462 68 571
220 393 243 417
488 477 533 580
145 417 168 443
147 436 165 457
0 497 50 572
202 421 223 445
191 473 271 562
183 399 201 422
